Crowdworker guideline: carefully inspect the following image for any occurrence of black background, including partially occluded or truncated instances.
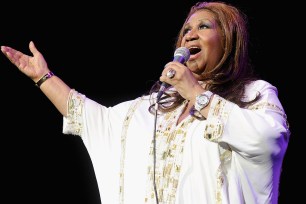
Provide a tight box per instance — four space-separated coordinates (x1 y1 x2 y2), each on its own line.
1 1 300 203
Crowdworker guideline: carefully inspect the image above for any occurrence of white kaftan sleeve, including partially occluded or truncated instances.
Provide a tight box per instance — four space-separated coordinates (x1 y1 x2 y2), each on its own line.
203 80 290 203
206 80 290 157
63 89 85 135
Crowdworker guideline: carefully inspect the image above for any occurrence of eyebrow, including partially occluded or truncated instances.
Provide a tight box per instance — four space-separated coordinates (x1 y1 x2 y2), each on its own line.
185 18 214 27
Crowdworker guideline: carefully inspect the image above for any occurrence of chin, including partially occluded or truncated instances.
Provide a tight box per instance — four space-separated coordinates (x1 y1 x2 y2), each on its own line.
187 61 200 71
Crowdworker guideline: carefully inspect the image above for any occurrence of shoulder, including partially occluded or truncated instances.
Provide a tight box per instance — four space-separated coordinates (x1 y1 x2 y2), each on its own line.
244 79 278 100
246 79 277 93
246 79 276 90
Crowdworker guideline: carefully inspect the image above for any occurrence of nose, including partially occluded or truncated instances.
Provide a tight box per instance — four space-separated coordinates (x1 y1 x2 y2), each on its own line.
185 29 199 42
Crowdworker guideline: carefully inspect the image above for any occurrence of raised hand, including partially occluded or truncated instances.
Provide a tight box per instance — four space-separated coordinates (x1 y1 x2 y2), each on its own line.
1 41 50 83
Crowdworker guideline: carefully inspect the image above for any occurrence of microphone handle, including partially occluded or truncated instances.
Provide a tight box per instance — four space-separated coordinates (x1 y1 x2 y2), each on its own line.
156 82 169 102
156 48 190 103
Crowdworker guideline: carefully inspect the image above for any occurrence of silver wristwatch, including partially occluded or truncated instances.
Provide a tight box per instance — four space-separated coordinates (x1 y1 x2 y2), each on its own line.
194 90 213 112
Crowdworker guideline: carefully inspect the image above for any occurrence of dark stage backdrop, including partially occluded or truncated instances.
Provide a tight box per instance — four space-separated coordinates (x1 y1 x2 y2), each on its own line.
1 1 299 204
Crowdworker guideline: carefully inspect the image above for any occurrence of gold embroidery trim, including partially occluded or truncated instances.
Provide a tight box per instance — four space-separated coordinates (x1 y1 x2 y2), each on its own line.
145 107 195 203
119 98 143 204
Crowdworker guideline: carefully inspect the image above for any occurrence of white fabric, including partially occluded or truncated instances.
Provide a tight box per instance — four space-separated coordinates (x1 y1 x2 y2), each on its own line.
63 79 290 204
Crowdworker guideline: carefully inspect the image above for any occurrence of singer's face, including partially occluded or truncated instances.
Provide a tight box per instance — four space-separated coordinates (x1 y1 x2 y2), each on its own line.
181 10 224 79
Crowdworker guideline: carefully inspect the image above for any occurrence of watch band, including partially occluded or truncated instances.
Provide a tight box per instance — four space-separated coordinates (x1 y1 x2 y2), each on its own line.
35 71 54 87
194 90 213 112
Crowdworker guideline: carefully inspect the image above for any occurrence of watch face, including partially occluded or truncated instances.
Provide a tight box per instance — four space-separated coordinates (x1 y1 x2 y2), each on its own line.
195 91 213 112
198 95 209 105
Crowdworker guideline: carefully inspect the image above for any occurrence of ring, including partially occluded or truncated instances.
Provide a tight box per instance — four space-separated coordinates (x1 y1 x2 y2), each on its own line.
166 69 176 79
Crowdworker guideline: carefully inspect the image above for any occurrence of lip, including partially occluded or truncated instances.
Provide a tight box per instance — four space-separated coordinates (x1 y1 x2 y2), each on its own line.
186 45 202 61
189 50 201 61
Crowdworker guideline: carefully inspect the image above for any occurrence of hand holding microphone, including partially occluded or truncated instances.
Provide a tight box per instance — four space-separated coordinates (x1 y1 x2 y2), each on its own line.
166 69 176 79
156 47 190 102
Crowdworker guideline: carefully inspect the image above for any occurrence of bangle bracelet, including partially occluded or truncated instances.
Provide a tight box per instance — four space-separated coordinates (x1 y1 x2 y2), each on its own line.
35 71 54 87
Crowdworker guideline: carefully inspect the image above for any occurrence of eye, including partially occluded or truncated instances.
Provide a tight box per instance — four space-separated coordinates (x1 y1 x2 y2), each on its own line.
199 23 209 30
182 23 210 36
183 28 191 36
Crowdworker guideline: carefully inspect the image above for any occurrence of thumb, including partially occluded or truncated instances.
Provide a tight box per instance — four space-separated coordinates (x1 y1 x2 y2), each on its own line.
29 41 39 55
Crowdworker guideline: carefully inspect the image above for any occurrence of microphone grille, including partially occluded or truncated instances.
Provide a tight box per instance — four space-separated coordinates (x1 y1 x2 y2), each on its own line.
174 47 190 62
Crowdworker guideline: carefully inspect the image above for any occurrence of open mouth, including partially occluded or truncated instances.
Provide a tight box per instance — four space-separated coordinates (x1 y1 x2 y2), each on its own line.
189 47 201 55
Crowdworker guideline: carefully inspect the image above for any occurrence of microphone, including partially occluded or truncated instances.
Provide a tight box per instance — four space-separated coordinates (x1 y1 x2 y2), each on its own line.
156 47 190 102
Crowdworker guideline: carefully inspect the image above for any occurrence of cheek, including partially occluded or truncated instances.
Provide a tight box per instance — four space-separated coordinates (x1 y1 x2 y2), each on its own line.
207 36 224 59
180 37 187 47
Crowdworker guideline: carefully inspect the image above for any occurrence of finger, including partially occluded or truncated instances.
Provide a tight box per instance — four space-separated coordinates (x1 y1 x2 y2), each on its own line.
1 45 7 53
166 69 176 79
29 41 39 55
1 46 11 56
1 47 16 63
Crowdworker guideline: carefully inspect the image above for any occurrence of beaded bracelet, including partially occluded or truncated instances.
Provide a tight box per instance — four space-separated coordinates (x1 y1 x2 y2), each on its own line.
35 71 54 87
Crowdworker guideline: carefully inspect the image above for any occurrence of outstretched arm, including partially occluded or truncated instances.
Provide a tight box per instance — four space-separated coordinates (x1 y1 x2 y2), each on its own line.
1 41 71 117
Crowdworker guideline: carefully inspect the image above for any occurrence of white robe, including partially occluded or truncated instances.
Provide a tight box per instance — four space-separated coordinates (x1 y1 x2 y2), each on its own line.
63 79 290 204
